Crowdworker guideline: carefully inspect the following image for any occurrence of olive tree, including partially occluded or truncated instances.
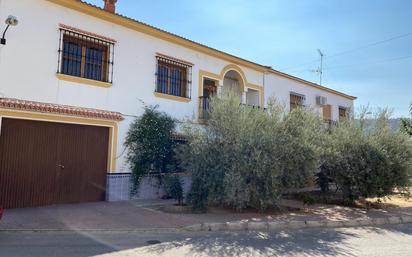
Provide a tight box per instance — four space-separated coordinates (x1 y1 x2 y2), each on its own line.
179 91 324 211
319 109 412 203
401 103 412 136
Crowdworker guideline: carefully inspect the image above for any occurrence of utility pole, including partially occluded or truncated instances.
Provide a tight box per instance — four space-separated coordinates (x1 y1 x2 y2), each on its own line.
317 49 324 85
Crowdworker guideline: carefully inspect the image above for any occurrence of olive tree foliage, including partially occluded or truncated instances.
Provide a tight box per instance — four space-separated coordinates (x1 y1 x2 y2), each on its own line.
319 108 412 203
178 90 324 211
401 103 412 136
162 174 184 205
124 105 177 196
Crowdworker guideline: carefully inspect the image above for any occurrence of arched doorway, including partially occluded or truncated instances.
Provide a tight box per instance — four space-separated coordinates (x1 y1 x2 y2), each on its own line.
222 70 245 101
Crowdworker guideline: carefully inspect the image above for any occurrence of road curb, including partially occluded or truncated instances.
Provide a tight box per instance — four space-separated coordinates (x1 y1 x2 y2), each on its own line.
0 228 180 234
2 216 411 234
183 215 412 232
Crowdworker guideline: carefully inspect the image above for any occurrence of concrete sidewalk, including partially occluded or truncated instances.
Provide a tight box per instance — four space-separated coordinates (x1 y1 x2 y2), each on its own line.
1 199 411 232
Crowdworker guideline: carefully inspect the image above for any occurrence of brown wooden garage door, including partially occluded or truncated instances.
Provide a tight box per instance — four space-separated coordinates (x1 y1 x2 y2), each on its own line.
0 118 110 209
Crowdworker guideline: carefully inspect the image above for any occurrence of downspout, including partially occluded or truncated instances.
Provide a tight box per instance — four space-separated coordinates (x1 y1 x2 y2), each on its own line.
262 72 265 107
263 67 271 108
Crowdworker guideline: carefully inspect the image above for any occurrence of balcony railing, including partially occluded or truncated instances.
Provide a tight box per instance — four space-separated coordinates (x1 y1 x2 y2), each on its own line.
324 119 338 129
198 96 265 121
199 96 210 120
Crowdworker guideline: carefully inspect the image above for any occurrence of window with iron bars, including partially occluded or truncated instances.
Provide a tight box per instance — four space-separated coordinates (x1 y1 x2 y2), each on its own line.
339 106 348 120
57 29 115 83
155 56 192 99
290 92 306 111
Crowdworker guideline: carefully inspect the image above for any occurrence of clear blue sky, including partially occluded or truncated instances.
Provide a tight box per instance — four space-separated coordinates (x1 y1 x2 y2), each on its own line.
88 0 412 117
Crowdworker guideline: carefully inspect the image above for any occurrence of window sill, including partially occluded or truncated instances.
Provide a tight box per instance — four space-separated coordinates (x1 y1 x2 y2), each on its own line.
56 73 112 88
153 92 191 103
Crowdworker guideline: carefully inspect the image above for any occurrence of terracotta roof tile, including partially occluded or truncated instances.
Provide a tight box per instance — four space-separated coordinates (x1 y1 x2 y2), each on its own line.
0 98 124 121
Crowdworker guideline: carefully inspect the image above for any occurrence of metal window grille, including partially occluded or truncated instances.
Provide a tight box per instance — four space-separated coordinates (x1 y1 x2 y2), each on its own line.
290 92 306 110
339 107 348 120
57 29 115 83
155 56 192 99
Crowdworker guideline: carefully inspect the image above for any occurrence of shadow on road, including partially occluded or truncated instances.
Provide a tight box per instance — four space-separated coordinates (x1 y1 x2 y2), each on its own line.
2 224 412 257
97 229 359 257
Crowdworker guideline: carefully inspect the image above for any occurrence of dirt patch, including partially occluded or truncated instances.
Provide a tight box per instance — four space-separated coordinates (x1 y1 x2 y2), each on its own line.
157 203 303 215
158 204 192 213
363 194 412 209
285 191 412 210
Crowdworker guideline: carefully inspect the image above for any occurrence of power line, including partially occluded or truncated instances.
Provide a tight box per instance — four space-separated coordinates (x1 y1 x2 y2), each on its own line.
324 54 412 71
289 54 412 73
277 31 412 71
327 32 412 59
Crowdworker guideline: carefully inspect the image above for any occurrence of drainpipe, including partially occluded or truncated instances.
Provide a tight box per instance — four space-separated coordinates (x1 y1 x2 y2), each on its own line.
263 67 271 107
262 72 266 107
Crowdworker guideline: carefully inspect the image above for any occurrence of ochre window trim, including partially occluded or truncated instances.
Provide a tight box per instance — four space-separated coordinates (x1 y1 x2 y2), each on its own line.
56 73 112 88
153 92 191 103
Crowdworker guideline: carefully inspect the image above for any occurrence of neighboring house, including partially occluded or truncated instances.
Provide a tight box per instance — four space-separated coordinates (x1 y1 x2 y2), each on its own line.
0 0 356 208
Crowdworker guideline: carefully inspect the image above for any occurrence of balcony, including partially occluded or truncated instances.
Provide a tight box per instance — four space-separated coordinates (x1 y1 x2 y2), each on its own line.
324 119 338 128
198 96 265 122
198 96 210 121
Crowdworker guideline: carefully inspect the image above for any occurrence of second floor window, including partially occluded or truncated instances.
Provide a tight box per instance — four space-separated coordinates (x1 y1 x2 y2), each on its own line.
155 55 192 98
290 93 305 110
339 107 348 120
58 29 114 83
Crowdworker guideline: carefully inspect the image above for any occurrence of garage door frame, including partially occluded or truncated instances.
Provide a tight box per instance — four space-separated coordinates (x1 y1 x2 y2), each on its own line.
0 109 119 173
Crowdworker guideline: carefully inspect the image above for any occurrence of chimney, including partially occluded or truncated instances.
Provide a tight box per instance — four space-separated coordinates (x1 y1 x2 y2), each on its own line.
103 0 117 13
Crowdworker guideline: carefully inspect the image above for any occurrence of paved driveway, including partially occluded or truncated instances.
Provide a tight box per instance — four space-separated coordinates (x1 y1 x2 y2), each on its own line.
0 200 272 231
0 200 197 230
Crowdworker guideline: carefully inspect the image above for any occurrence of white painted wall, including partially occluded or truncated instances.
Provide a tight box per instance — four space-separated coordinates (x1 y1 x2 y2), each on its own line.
0 0 354 173
246 89 260 106
264 73 354 120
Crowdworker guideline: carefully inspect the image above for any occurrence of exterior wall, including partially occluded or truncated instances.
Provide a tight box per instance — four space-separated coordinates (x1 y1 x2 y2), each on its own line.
0 0 355 176
264 74 354 121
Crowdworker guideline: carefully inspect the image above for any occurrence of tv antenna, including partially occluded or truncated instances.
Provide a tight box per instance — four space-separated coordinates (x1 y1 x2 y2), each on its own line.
310 49 324 85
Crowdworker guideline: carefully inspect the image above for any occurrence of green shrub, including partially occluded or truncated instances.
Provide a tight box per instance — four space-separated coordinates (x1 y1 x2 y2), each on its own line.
124 105 177 196
179 90 323 212
401 103 412 136
320 109 412 203
298 192 316 205
162 174 184 205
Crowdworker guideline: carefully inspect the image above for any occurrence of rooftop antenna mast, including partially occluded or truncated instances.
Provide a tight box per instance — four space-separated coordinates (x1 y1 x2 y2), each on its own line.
317 49 324 85
309 49 324 85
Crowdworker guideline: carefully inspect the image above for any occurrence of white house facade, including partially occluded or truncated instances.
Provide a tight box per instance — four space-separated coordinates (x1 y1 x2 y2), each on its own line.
0 0 356 208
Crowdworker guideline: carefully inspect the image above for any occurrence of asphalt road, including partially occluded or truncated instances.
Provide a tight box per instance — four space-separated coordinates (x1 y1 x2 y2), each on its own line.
1 224 412 257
